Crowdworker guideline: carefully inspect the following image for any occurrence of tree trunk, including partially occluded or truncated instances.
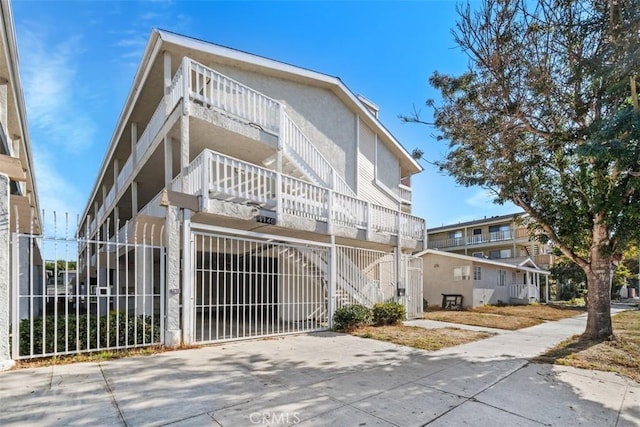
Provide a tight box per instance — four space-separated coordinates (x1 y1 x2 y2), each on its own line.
583 220 614 340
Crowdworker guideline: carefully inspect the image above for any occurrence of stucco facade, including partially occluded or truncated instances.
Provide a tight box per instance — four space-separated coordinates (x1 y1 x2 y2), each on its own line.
418 250 550 309
75 30 425 347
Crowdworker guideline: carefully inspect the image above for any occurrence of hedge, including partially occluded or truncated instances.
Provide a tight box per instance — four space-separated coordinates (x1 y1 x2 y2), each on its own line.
18 312 160 356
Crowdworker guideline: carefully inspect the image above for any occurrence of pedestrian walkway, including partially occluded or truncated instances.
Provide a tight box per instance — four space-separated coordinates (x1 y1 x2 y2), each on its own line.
1 308 637 426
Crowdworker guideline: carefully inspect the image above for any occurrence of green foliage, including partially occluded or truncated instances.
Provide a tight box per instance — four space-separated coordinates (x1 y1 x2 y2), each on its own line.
403 0 640 339
372 302 407 326
18 312 160 356
423 298 429 311
45 260 77 272
333 304 372 331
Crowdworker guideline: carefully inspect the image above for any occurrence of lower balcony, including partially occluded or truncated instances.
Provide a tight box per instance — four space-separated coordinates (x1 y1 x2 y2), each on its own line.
135 149 425 248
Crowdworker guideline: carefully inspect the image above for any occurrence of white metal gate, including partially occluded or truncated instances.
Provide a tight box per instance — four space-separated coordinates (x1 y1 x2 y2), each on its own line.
191 231 330 343
11 225 165 359
403 255 424 319
335 246 396 309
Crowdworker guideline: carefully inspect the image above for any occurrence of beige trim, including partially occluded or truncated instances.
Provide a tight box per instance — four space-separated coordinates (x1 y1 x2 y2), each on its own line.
0 154 25 181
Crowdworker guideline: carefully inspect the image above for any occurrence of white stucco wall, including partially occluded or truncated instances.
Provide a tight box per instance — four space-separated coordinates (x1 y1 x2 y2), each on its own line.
472 265 511 306
376 137 400 191
357 120 399 208
422 254 474 309
208 63 358 191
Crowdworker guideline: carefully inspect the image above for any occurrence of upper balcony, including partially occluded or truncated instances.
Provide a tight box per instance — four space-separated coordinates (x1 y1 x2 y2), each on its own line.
85 58 421 246
427 228 531 250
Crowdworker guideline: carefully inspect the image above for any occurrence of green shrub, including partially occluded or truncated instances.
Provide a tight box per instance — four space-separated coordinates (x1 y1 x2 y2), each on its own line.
423 298 429 311
372 301 406 326
333 304 372 331
18 312 161 356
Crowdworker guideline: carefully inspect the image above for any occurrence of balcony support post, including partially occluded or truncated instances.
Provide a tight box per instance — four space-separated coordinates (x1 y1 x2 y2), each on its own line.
0 174 14 370
131 181 138 216
164 204 181 347
327 190 334 235
181 208 192 345
365 201 372 241
180 114 189 193
164 136 173 186
113 159 119 194
131 122 137 165
327 234 336 328
181 57 190 116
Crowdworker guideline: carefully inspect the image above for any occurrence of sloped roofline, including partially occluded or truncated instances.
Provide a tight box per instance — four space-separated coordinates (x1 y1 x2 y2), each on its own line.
157 29 421 172
82 29 421 222
428 212 527 233
414 249 550 274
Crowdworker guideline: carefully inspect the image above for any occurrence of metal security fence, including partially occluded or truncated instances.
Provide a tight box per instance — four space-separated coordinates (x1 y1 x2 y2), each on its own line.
191 231 329 343
11 219 165 360
403 255 424 319
335 246 396 309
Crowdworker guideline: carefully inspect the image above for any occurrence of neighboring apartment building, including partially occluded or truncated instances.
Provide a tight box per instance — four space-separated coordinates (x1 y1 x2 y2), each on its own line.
77 30 426 347
0 0 41 370
427 213 554 269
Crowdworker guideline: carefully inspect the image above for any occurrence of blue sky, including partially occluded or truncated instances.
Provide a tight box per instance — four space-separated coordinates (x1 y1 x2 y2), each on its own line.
13 0 518 231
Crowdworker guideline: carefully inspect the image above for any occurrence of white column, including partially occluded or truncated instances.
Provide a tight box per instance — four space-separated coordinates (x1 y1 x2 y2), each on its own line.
0 174 13 370
164 204 181 347
0 80 7 133
164 136 173 186
135 244 153 316
327 234 336 328
131 181 138 216
181 209 192 344
113 159 119 193
180 114 189 192
131 122 138 165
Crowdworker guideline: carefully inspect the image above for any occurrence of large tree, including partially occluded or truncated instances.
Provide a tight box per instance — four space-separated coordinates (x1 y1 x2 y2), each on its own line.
406 0 640 340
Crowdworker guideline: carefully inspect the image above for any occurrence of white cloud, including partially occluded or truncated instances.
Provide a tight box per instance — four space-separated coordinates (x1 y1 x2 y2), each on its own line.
32 150 85 237
465 188 499 209
20 28 95 153
19 26 95 222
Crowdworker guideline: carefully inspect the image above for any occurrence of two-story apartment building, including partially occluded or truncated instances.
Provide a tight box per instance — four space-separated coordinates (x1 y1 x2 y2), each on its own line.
78 30 426 347
427 213 554 269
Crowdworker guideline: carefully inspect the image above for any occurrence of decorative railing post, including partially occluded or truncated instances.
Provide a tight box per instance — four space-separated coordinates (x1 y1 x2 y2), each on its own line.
275 171 282 225
200 151 209 212
181 57 190 116
327 189 334 235
366 201 372 241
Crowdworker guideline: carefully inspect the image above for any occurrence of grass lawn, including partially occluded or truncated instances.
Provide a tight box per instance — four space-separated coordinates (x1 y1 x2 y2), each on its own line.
423 304 584 330
350 325 493 351
534 310 640 383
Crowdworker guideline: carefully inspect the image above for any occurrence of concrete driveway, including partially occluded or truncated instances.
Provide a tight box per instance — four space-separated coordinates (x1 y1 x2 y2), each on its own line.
1 311 638 426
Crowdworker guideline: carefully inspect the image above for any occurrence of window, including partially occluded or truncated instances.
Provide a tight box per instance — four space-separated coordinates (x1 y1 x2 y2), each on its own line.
474 266 481 281
453 266 471 281
489 224 512 241
448 230 463 239
472 251 484 258
488 249 512 259
472 228 482 235
497 270 507 286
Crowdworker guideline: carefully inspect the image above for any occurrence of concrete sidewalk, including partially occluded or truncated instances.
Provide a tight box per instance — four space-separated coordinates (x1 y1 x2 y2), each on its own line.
1 309 638 427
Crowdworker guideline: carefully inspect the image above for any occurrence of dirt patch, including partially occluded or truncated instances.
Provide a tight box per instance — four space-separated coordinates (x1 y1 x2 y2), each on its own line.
423 304 583 330
350 325 493 351
534 310 640 383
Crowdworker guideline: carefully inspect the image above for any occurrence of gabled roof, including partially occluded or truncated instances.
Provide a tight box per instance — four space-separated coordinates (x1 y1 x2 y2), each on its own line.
83 29 422 222
156 30 421 172
414 249 550 274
